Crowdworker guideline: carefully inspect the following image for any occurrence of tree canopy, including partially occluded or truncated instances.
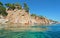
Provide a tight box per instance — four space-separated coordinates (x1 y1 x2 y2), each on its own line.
14 3 22 9
39 15 46 19
0 2 3 6
31 14 37 16
0 2 29 17
31 14 46 19
0 2 8 16
23 3 29 12
5 3 15 10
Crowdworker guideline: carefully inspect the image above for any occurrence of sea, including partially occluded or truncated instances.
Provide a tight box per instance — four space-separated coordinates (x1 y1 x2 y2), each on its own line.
0 24 60 38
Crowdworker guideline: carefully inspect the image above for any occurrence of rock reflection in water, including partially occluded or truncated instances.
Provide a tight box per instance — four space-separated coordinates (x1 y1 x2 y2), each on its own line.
0 24 48 32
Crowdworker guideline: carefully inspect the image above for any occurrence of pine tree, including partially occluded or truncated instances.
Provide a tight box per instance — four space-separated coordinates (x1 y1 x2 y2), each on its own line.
23 3 29 12
5 3 15 10
0 2 8 16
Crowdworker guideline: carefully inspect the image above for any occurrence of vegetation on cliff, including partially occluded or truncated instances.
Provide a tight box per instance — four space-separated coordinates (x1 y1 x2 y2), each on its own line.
0 2 49 20
0 2 29 17
31 14 46 19
0 2 8 16
23 2 29 12
5 3 22 10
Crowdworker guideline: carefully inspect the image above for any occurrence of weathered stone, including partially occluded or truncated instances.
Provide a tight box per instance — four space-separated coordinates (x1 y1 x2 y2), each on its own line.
4 9 54 25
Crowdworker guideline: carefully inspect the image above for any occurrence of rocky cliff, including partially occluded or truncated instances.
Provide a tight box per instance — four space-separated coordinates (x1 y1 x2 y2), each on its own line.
0 2 57 25
5 9 52 25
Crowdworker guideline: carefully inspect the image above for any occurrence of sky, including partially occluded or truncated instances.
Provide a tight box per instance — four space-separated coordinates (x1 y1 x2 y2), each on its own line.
0 0 60 21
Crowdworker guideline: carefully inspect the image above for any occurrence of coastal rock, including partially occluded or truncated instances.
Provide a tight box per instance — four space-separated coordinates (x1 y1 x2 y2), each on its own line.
4 9 54 25
6 9 31 24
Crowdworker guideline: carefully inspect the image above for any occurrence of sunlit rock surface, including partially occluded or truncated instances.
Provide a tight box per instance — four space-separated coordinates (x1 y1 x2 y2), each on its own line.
5 9 53 25
6 9 31 24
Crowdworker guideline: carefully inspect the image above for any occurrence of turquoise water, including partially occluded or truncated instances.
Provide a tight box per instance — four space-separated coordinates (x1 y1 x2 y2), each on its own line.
0 24 60 38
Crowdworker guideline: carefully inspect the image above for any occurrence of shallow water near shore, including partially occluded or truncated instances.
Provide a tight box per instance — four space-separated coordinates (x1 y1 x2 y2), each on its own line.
0 24 60 38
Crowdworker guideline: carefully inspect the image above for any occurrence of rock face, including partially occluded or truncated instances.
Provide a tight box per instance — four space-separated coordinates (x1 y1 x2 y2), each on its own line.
31 16 51 25
6 9 31 24
5 9 52 25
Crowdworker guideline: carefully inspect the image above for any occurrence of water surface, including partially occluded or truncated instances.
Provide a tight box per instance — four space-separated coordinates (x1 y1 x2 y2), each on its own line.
0 24 60 38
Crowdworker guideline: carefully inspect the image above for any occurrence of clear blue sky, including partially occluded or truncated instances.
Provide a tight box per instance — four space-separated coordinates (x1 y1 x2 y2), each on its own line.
0 0 60 21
